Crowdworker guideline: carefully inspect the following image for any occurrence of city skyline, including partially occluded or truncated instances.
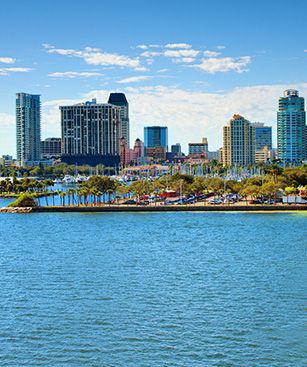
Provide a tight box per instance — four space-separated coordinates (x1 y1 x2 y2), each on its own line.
1 0 307 156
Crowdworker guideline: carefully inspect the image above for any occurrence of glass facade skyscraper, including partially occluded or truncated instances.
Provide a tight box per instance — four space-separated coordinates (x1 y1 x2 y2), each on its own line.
16 92 41 165
277 89 306 164
252 123 272 151
144 126 168 149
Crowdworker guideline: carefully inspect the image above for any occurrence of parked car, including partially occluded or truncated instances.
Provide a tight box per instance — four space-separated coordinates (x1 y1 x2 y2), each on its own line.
123 199 137 205
249 199 263 204
264 199 275 204
136 200 149 206
208 198 222 205
185 197 196 204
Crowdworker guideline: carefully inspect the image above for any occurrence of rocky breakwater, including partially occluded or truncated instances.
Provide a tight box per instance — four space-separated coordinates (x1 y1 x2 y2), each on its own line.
0 207 33 213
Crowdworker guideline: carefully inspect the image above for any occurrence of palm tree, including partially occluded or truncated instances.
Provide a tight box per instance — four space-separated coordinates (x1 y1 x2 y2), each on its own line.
59 191 66 206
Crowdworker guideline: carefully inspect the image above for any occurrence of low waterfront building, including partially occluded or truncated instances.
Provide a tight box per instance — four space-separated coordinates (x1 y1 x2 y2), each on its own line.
207 150 219 161
41 138 61 159
188 138 208 159
145 146 167 161
255 146 271 163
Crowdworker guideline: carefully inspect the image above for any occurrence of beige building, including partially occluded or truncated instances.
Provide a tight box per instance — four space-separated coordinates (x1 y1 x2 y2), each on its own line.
255 146 271 163
222 114 255 166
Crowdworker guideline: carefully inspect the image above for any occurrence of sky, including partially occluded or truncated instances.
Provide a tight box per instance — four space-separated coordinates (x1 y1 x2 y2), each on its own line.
1 0 307 156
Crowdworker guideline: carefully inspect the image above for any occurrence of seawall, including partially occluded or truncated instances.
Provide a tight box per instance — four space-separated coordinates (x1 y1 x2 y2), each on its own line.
33 205 307 212
1 205 307 213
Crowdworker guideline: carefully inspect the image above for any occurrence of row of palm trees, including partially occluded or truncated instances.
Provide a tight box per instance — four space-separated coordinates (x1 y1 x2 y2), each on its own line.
8 164 307 207
0 177 54 195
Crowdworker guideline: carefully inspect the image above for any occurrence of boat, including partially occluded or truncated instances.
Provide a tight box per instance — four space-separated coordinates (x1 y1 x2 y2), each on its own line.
75 175 88 183
62 175 75 184
53 178 62 184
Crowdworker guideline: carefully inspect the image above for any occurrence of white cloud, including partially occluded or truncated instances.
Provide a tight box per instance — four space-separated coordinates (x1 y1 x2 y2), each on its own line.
140 48 199 64
136 44 148 50
157 68 168 73
117 76 152 84
48 71 103 78
44 44 146 70
140 51 162 58
31 82 307 158
0 113 15 126
216 45 226 50
171 57 195 63
0 67 33 76
164 49 200 58
0 57 16 64
165 43 192 49
204 50 220 57
193 56 252 73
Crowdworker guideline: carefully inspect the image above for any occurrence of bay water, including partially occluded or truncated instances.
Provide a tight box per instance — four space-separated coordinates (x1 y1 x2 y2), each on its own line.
0 212 306 366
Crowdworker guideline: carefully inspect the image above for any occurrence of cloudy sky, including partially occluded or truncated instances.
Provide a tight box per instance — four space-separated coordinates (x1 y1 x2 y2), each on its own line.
1 0 307 156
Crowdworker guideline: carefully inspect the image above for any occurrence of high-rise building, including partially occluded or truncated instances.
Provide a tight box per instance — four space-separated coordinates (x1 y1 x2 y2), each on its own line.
16 92 41 165
252 123 272 151
108 93 129 147
144 126 168 160
222 114 255 166
41 138 61 159
60 99 121 166
277 89 306 164
144 126 168 149
251 122 272 163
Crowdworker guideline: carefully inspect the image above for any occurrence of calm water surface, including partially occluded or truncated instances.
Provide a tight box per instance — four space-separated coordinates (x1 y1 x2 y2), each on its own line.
0 212 306 366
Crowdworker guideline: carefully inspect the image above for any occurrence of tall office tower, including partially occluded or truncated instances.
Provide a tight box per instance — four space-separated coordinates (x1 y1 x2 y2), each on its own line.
60 99 121 166
144 126 168 160
277 89 306 164
252 123 272 151
16 93 41 165
144 126 168 149
222 114 255 166
251 122 272 163
108 93 129 147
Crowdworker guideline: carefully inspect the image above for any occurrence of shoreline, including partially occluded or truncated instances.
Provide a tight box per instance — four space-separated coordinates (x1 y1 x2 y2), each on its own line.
1 204 307 213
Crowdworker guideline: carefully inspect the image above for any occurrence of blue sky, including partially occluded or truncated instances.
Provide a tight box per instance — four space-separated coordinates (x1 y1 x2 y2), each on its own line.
1 0 307 156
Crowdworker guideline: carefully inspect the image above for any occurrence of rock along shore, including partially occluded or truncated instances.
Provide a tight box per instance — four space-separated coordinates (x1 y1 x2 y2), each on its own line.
0 207 33 213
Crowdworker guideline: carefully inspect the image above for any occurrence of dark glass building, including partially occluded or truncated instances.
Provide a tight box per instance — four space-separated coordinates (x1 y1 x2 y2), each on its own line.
108 93 129 147
144 126 168 150
252 123 272 151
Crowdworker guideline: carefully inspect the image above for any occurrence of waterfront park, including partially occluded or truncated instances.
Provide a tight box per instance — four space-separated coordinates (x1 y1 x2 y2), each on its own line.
1 163 306 212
